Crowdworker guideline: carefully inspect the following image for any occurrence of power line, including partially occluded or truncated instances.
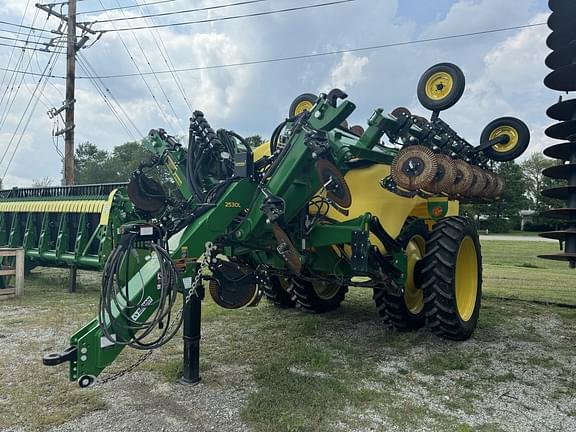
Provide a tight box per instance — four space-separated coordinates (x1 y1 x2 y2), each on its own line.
0 66 65 79
0 40 64 51
0 19 56 34
78 0 180 15
77 53 141 140
94 0 181 130
0 0 33 110
0 34 61 46
0 22 549 81
0 28 57 41
1 36 66 180
94 0 357 32
87 0 271 24
133 0 193 113
0 8 46 133
78 22 548 79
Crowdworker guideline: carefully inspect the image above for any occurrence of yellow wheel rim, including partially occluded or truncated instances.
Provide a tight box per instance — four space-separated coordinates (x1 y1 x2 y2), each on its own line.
312 281 341 300
455 236 478 321
489 126 519 153
425 72 454 101
294 100 315 116
404 235 426 314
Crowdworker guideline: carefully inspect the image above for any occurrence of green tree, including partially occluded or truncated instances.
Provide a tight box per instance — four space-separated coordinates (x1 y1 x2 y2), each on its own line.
461 161 529 232
245 134 264 148
107 141 153 181
521 153 565 212
75 140 153 184
75 141 111 184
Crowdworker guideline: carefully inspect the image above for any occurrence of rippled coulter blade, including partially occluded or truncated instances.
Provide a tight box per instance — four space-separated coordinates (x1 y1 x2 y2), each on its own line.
540 0 576 268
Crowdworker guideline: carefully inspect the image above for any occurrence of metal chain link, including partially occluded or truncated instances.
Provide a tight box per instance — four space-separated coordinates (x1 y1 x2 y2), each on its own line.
185 241 216 304
98 350 153 385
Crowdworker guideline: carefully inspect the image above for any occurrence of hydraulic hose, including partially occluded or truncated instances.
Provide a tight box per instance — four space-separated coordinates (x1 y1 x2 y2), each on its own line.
99 227 183 350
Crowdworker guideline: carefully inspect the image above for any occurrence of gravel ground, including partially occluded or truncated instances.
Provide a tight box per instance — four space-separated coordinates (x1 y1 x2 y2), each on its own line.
1 282 575 432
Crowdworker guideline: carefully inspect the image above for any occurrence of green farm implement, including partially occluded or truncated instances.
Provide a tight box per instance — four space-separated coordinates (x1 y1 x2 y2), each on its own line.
41 63 530 387
0 183 142 290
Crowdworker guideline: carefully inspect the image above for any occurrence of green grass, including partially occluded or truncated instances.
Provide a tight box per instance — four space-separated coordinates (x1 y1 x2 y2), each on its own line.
498 230 540 237
480 240 575 305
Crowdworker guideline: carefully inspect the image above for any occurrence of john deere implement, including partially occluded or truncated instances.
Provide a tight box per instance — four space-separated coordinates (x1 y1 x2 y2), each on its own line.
0 183 139 280
42 63 530 387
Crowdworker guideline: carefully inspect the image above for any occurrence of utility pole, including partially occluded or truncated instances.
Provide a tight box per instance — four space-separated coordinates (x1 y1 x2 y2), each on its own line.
36 2 97 187
36 1 100 292
64 0 76 185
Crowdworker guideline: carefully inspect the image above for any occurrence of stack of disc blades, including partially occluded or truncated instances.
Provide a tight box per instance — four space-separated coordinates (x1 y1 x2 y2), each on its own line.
540 0 576 268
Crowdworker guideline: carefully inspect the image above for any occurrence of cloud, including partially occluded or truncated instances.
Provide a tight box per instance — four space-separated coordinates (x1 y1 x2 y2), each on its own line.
323 53 369 92
0 0 554 186
433 11 552 155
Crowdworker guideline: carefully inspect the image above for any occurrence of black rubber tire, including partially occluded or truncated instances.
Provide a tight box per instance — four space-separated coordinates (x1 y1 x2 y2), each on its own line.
288 93 318 118
262 276 296 308
480 117 530 162
292 278 348 313
421 217 482 341
417 63 466 112
373 219 429 331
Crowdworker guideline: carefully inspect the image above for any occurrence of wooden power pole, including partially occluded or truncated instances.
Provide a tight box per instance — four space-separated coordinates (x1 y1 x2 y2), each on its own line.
64 0 76 186
37 0 97 186
36 0 99 292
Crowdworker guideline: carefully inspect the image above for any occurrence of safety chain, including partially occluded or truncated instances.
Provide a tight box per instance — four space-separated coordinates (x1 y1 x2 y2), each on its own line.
185 242 217 304
98 350 153 385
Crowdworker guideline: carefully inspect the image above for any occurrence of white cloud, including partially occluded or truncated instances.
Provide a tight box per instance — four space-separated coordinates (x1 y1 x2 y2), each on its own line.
324 53 369 92
0 0 554 186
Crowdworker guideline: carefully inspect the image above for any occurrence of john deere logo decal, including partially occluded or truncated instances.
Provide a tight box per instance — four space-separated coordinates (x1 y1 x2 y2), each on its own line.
428 199 448 220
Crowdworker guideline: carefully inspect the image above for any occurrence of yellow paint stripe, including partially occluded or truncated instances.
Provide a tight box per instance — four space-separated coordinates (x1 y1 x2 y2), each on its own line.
99 189 118 225
0 199 107 213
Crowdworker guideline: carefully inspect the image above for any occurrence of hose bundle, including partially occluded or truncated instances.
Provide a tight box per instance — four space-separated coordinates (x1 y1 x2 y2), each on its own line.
186 111 236 201
99 226 183 350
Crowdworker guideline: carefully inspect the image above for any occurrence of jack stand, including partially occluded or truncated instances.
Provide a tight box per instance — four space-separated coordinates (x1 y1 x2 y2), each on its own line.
68 265 77 293
179 286 204 385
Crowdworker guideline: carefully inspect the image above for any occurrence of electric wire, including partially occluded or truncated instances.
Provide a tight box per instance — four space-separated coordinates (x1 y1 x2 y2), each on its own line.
94 0 357 32
0 8 46 135
0 34 60 46
1 35 66 180
32 48 65 100
78 51 144 137
76 54 139 141
132 0 193 113
94 0 181 132
2 45 65 177
78 0 180 15
87 0 271 24
0 22 549 80
71 22 548 79
0 40 64 50
108 0 182 128
0 19 57 35
0 27 55 41
0 10 59 163
0 0 34 75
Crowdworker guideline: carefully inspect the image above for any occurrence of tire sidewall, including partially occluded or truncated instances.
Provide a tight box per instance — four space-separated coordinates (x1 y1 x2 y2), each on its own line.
481 117 530 162
417 63 466 112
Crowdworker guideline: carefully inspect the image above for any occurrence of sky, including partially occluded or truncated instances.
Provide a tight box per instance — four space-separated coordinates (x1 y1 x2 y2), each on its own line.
0 0 559 187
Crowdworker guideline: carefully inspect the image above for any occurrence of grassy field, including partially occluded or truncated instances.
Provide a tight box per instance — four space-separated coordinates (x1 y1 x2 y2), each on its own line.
481 240 574 304
0 239 574 432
